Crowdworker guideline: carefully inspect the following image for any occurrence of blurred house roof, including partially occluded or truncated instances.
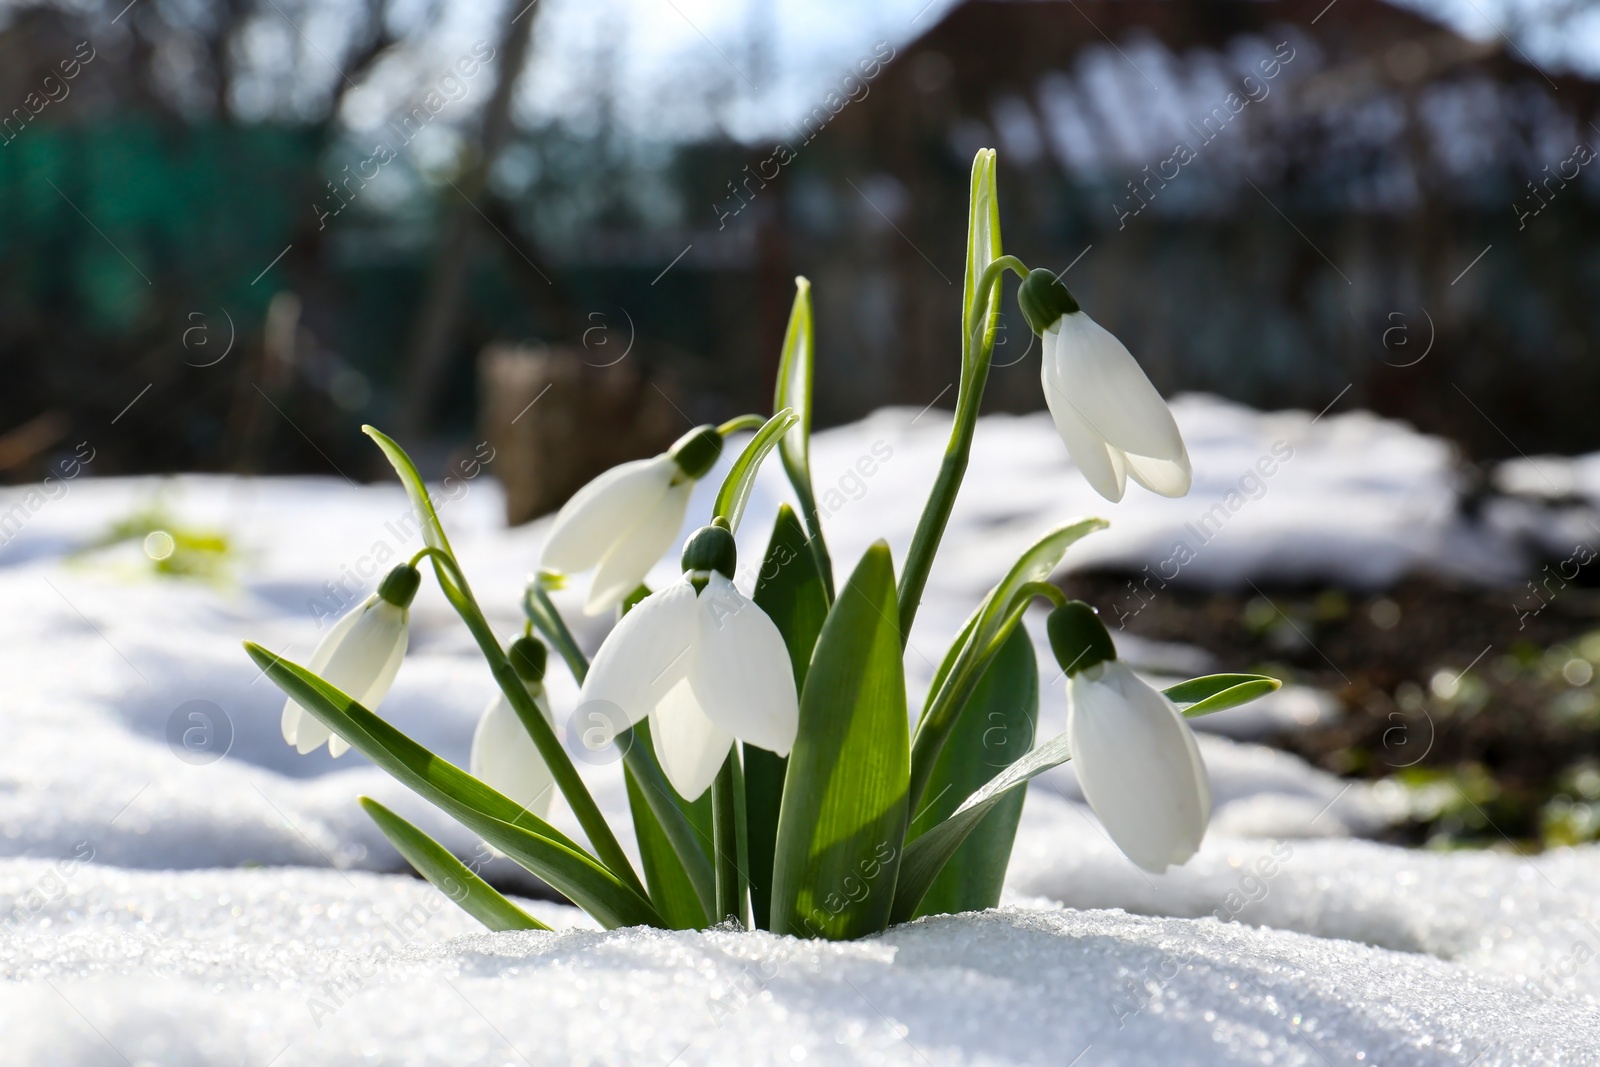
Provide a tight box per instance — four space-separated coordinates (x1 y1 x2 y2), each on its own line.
818 0 1600 212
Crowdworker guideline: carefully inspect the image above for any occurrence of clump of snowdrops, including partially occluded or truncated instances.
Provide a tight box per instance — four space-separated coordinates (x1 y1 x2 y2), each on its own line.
248 149 1278 938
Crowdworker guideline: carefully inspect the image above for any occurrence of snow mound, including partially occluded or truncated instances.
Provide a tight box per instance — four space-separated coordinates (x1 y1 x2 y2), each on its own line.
3 859 1596 1066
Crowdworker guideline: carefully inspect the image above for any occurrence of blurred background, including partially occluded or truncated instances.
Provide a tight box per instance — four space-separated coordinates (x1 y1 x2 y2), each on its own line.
4 0 1600 850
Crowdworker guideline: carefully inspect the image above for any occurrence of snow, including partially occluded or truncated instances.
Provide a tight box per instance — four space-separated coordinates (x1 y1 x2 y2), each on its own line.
0 398 1595 1063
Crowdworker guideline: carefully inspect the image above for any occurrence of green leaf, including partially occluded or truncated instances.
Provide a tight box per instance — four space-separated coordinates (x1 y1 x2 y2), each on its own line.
892 671 1283 923
908 623 1037 919
1162 674 1282 715
747 504 830 930
772 278 834 600
624 722 711 930
359 796 549 932
245 642 663 930
770 542 909 940
909 519 1107 808
960 149 1003 359
712 408 797 533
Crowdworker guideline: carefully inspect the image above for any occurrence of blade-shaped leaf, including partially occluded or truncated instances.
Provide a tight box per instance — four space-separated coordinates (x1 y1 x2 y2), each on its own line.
772 278 834 600
747 504 830 930
713 408 797 533
909 519 1107 807
1163 674 1282 715
770 542 908 940
908 623 1037 919
359 796 549 932
892 673 1282 923
245 642 663 930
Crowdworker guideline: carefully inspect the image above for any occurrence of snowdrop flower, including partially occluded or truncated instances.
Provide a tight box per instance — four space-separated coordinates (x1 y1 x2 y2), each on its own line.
541 425 725 615
578 523 798 799
1018 268 1191 502
282 563 419 757
1049 601 1210 872
470 636 556 818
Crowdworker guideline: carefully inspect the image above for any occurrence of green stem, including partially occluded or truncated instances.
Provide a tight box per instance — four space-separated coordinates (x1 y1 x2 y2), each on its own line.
896 255 1029 642
906 579 1053 813
524 583 588 684
711 751 746 926
521 579 717 919
413 548 647 900
790 477 835 603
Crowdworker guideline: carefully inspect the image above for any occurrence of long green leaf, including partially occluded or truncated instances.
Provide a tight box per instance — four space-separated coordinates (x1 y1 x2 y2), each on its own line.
908 624 1037 919
712 408 797 533
908 518 1107 809
624 721 711 929
770 542 908 940
772 278 834 600
359 796 549 932
891 673 1282 923
245 643 663 930
747 504 830 930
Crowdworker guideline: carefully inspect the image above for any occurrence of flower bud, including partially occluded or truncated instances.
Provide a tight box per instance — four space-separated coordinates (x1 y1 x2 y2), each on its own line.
668 425 723 479
1017 268 1080 336
1047 600 1115 677
508 635 548 684
377 563 421 608
681 524 737 582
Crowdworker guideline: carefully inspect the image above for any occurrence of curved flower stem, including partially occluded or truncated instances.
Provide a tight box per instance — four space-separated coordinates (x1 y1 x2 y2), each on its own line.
896 254 1030 642
523 583 589 684
411 547 647 899
522 580 718 918
716 413 768 437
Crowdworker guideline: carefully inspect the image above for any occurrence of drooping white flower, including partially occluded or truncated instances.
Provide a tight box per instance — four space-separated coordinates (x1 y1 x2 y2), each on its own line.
540 426 724 615
1019 269 1191 502
470 636 556 818
282 563 419 757
1050 601 1210 872
578 524 798 799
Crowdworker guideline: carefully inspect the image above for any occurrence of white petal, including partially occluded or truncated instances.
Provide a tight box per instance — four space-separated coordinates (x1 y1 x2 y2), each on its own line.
1051 312 1188 468
650 677 732 800
1123 449 1192 498
470 688 557 819
690 574 799 755
282 594 370 752
584 479 693 615
1042 333 1127 502
1067 661 1210 872
579 579 699 727
540 456 677 574
307 600 408 756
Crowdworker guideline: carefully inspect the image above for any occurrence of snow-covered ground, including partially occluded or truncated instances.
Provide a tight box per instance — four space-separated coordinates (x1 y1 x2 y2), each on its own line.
1 397 1595 1065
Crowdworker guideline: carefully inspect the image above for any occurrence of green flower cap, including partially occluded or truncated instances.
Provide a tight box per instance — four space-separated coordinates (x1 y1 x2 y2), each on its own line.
508 635 548 684
1017 268 1081 336
376 563 421 608
668 425 723 479
1047 600 1116 677
681 523 737 584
